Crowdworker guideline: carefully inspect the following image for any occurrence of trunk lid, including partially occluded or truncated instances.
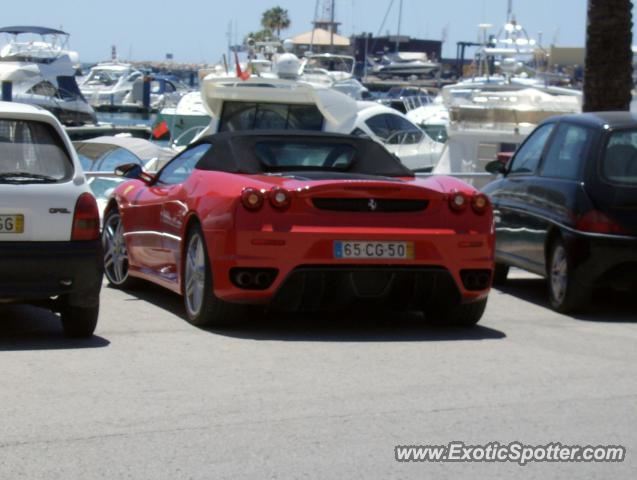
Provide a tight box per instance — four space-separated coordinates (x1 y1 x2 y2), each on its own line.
239 172 451 230
0 183 79 241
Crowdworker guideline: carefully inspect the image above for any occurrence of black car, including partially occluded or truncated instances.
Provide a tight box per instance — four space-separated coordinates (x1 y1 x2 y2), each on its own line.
482 112 637 312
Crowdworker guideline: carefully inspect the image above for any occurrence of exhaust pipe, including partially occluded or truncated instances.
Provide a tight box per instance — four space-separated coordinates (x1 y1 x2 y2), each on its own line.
235 271 254 288
230 268 279 290
460 269 491 291
254 272 271 289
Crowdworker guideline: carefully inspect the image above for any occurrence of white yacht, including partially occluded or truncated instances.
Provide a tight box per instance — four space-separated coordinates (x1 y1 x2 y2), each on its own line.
79 61 143 109
433 84 581 185
194 53 442 171
301 53 355 82
0 26 96 125
122 75 190 111
373 52 440 79
299 53 370 100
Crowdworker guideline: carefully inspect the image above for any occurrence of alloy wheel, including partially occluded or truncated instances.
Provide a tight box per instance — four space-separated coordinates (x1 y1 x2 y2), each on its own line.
184 232 207 317
550 245 568 305
103 213 129 285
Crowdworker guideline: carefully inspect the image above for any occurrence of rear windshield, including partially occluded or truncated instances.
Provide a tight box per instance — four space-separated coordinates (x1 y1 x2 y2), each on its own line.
603 130 637 185
254 142 356 171
0 119 73 183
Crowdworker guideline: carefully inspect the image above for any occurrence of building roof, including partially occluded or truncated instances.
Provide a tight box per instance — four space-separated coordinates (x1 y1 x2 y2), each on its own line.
290 28 350 47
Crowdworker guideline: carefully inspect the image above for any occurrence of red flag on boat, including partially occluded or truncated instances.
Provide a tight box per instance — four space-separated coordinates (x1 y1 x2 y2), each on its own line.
152 120 169 139
234 51 251 81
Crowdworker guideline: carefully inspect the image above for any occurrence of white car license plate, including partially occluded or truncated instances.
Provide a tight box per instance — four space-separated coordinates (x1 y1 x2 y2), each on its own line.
0 214 24 234
334 241 413 259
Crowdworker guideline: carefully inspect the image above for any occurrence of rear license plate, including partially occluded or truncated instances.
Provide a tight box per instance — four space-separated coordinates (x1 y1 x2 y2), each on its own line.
334 241 413 259
0 214 24 233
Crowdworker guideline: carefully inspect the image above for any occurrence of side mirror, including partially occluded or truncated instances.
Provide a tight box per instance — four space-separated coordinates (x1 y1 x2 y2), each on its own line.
485 159 507 175
114 163 154 184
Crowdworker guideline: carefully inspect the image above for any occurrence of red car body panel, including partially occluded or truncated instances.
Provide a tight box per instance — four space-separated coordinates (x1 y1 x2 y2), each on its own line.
111 169 494 306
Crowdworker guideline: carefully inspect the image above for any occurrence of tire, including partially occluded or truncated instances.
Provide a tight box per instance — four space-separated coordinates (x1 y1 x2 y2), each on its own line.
493 263 510 285
426 298 488 327
103 209 138 289
547 238 590 313
60 304 99 338
183 224 244 327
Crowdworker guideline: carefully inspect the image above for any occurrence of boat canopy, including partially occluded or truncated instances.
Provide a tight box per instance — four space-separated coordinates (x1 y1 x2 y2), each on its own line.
0 26 68 36
201 77 358 131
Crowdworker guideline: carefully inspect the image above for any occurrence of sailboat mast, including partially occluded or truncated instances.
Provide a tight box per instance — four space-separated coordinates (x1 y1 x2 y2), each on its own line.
395 0 403 52
330 0 335 48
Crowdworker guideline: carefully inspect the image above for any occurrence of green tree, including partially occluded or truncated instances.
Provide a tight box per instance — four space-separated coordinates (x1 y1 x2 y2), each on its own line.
583 0 633 111
261 6 291 39
244 28 274 44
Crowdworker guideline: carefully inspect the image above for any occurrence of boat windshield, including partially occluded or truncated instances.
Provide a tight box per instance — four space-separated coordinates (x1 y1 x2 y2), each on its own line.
219 101 324 132
84 69 126 86
0 41 62 63
307 56 354 73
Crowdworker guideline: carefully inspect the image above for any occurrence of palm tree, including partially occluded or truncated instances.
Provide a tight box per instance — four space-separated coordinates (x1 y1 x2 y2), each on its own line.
583 0 633 111
261 6 291 39
245 29 274 43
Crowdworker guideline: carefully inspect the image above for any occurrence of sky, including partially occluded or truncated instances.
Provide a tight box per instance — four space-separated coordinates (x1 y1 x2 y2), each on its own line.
2 0 629 64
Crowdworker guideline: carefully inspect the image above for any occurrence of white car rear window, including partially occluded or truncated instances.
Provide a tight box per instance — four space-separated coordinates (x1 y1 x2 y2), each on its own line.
0 119 73 184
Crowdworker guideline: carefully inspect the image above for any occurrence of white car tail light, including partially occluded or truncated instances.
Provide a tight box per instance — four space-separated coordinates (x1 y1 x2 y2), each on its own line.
71 193 100 241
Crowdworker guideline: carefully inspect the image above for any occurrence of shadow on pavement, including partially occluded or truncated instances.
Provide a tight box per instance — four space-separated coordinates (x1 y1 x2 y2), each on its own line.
207 310 506 342
0 305 110 351
111 283 188 320
495 278 637 322
115 282 506 342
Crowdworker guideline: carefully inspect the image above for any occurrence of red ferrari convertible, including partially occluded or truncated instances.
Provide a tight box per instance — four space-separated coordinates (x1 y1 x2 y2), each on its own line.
103 131 494 326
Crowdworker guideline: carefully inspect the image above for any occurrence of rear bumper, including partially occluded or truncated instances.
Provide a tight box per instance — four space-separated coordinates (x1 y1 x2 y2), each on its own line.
205 228 494 308
0 241 103 307
270 265 462 312
566 232 637 289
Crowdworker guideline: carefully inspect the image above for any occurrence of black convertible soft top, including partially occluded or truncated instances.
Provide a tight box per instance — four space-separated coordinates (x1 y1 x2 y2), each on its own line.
192 130 414 177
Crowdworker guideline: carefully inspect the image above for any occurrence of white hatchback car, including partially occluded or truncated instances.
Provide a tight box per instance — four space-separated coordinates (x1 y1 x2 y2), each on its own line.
0 102 102 337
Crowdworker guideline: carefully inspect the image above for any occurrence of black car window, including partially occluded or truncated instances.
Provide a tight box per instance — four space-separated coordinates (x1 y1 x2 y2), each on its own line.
509 124 554 175
156 143 212 185
603 129 637 184
541 124 592 180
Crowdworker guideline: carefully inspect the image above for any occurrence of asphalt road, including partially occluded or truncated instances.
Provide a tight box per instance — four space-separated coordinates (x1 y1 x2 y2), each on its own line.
1 271 636 479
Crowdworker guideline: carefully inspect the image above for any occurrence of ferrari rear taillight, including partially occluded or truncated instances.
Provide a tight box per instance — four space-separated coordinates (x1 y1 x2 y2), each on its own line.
241 188 265 211
471 193 489 214
71 193 100 241
269 187 291 210
576 209 629 235
448 190 468 212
